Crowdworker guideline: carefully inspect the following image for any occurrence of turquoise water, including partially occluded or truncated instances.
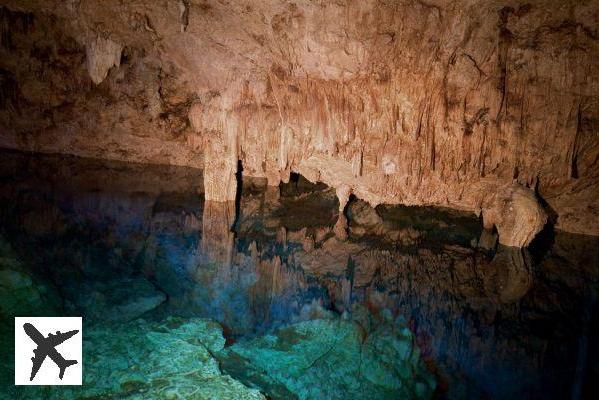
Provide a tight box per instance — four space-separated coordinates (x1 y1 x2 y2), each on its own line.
1 150 598 399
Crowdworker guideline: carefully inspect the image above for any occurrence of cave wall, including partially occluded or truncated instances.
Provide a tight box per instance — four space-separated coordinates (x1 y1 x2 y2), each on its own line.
0 0 598 239
0 3 201 167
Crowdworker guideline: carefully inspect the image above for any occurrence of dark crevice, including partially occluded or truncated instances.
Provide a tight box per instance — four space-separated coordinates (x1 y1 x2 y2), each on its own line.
0 6 34 50
234 159 243 227
279 172 328 197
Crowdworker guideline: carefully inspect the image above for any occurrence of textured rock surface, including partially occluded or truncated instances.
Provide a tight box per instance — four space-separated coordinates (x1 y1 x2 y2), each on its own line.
68 277 166 322
202 201 236 265
1 0 598 243
480 182 547 247
0 235 61 318
86 35 122 85
3 317 266 400
219 307 436 400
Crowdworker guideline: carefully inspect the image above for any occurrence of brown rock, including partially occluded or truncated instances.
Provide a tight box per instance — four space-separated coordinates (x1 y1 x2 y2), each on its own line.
481 183 547 247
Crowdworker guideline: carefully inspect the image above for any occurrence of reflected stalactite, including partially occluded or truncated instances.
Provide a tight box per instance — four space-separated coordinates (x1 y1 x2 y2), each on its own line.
484 246 533 304
201 200 236 266
183 211 202 232
265 183 280 202
333 214 348 240
476 228 498 251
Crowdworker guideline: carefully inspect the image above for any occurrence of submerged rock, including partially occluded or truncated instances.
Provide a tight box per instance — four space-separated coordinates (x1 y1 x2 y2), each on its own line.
67 276 166 322
476 228 498 251
6 317 265 400
0 235 63 392
0 236 61 318
219 307 436 400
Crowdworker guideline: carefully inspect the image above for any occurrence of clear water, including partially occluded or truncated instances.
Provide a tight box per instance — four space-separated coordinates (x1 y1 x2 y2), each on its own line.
1 150 598 399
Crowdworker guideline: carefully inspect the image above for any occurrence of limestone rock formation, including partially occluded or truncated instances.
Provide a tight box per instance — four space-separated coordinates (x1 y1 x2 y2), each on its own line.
2 150 596 398
68 277 166 322
86 36 122 85
333 184 351 239
219 307 436 400
203 131 238 202
347 199 383 228
1 0 598 246
484 246 533 304
480 182 547 247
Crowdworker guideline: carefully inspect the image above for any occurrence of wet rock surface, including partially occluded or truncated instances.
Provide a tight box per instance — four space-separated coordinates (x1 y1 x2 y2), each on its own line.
219 307 436 400
0 236 62 319
67 277 166 323
3 317 266 400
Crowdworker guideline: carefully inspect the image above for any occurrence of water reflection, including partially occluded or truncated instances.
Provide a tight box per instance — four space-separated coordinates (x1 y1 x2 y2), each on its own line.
484 246 533 304
1 150 598 399
200 201 236 267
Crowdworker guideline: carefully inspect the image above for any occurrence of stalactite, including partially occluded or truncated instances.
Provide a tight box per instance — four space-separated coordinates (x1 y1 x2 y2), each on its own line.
179 0 189 33
86 35 122 85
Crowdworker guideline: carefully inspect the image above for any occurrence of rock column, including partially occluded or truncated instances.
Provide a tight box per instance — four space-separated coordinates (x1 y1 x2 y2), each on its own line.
189 101 239 202
334 185 351 240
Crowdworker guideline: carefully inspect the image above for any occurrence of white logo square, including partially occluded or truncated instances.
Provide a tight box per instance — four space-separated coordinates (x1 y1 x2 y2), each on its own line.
14 317 82 385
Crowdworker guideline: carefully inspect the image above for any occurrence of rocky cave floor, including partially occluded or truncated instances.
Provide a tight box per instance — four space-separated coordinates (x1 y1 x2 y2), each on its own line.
1 150 599 399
